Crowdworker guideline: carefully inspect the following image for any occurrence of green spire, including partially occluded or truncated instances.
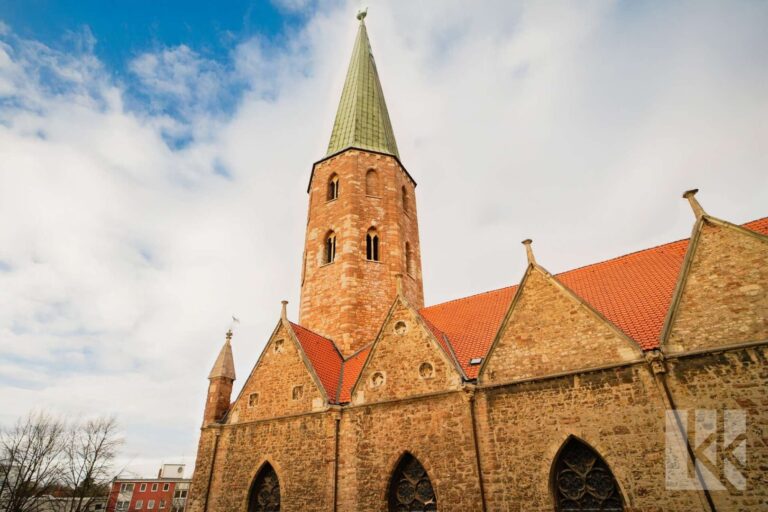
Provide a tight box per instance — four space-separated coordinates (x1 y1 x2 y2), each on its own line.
326 11 400 158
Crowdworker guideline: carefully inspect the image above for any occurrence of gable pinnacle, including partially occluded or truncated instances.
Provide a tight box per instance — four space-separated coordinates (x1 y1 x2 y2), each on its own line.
326 11 400 158
522 239 536 265
682 189 707 219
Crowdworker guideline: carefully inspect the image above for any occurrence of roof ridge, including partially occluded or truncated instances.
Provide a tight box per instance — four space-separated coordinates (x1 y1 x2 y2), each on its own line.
289 320 345 360
342 342 373 362
421 285 517 312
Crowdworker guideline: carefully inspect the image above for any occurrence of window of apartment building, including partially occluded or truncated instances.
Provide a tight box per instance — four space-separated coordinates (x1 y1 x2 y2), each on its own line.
140 483 147 492
162 483 170 492
173 489 188 499
159 500 166 509
148 500 155 509
119 483 134 492
151 483 158 492
116 501 129 511
136 500 143 509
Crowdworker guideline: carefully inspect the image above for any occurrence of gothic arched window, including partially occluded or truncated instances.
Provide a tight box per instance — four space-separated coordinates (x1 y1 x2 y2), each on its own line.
552 437 624 511
324 231 337 264
388 453 436 511
405 242 413 275
248 463 280 512
366 169 379 196
328 174 339 201
366 228 379 261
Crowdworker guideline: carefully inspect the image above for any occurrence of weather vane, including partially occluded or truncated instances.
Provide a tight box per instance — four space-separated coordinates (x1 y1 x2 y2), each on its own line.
356 7 367 21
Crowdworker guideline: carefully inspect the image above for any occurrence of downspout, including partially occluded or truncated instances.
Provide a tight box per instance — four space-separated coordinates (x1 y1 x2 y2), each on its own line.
645 351 716 512
333 415 341 512
467 387 487 512
203 428 221 512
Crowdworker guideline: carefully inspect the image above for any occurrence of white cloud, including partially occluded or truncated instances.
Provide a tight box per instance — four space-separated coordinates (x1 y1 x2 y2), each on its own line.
1 0 767 476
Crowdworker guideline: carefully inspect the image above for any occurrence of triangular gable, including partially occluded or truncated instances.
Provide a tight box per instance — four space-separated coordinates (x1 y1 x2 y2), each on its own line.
662 216 768 353
226 318 329 423
479 263 643 385
290 322 343 403
350 295 464 405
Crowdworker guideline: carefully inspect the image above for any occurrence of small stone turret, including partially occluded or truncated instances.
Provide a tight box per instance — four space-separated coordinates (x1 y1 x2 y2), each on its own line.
203 329 236 426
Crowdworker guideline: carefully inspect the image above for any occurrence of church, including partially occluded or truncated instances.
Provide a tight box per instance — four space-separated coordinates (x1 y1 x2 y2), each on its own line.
186 13 768 512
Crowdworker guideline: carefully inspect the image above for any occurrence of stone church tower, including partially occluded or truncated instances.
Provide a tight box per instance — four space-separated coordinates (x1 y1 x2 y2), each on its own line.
299 13 424 355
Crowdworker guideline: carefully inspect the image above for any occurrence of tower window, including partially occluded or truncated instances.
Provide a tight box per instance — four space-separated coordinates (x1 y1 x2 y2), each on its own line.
327 174 339 201
366 228 380 261
405 242 413 276
324 232 337 264
365 169 379 196
401 186 408 213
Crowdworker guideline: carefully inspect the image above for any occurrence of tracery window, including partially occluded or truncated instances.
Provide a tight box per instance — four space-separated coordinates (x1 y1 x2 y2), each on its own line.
328 174 339 201
324 231 337 264
366 169 379 196
552 437 624 511
248 463 280 512
388 453 436 511
366 228 380 261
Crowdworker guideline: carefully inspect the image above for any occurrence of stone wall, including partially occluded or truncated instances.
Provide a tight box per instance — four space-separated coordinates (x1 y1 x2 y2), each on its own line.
665 345 768 511
227 321 325 423
352 298 462 405
481 266 643 385
666 220 768 353
299 149 425 355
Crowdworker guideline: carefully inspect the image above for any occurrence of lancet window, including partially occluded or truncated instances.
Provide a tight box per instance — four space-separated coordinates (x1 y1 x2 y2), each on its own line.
366 228 380 261
388 453 436 511
552 437 624 511
248 463 280 512
328 174 339 201
324 232 337 264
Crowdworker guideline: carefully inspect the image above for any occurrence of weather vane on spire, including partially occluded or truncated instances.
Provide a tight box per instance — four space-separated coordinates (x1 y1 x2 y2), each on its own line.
356 7 367 21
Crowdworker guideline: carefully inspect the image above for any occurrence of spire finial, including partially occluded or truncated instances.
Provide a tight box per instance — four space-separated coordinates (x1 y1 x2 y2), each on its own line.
281 300 288 320
682 189 706 219
225 329 233 343
522 239 536 265
356 8 367 22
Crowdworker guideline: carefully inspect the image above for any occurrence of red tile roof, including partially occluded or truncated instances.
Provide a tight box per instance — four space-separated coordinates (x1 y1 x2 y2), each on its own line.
290 322 343 403
289 217 767 400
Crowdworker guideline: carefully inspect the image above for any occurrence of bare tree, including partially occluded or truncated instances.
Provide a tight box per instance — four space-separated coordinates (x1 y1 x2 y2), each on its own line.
0 412 65 512
0 413 122 512
55 417 121 512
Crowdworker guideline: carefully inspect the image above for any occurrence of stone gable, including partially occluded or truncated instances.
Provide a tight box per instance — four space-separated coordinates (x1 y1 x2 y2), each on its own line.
227 321 325 423
351 298 462 405
665 220 768 353
481 266 643 385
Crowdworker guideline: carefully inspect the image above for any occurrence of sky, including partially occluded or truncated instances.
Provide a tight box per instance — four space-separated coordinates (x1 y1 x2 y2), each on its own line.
1 0 767 477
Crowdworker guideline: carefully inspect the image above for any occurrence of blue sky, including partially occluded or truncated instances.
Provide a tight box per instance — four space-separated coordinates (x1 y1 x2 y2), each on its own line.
1 0 767 477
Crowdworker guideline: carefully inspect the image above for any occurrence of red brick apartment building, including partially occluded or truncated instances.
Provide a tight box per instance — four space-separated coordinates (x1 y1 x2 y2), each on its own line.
106 464 190 512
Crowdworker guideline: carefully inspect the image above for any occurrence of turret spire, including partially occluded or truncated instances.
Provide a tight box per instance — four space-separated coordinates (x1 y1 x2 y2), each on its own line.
326 11 399 158
208 330 236 380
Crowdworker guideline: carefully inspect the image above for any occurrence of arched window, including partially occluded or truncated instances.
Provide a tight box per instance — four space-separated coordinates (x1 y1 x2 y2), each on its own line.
366 169 379 196
401 186 408 212
324 231 337 264
248 462 280 512
388 453 436 511
552 437 624 511
327 174 339 201
405 242 413 275
366 228 380 261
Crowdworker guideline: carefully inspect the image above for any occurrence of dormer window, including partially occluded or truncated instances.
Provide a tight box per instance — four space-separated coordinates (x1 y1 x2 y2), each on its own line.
328 174 339 201
324 231 337 264
366 228 380 261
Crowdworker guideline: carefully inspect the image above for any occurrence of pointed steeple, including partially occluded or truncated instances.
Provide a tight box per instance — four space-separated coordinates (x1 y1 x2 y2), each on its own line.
326 11 400 158
208 329 236 380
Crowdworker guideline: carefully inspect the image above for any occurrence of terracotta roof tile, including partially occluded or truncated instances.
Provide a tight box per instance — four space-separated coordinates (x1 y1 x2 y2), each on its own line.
290 322 343 403
338 345 371 403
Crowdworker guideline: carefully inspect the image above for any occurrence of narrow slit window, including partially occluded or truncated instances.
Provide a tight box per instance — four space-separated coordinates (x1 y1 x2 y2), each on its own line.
366 228 380 261
324 232 337 264
401 186 408 212
327 174 339 201
405 242 413 275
